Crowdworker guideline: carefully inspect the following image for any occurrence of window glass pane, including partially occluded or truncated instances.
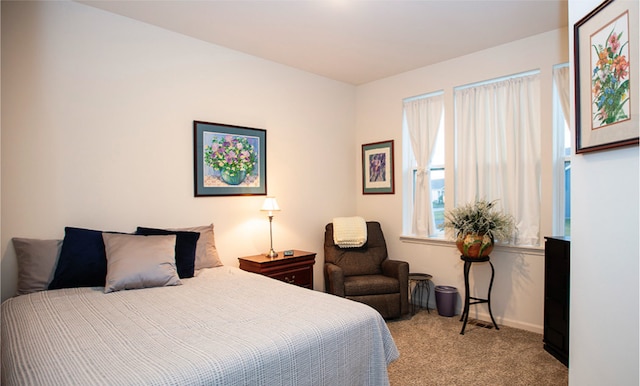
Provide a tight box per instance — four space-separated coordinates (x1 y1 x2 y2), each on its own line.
430 168 445 231
564 121 571 156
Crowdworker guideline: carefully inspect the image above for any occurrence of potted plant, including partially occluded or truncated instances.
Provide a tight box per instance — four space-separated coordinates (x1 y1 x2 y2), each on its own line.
442 199 515 258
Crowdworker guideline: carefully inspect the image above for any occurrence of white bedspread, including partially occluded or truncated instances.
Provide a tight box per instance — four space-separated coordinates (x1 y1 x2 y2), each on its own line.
1 266 398 386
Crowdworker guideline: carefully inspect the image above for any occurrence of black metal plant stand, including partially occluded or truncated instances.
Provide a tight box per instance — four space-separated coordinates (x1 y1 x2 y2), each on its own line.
408 273 433 315
459 255 499 335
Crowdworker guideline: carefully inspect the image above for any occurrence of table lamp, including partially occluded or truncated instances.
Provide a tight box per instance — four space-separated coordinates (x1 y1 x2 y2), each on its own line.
261 197 280 258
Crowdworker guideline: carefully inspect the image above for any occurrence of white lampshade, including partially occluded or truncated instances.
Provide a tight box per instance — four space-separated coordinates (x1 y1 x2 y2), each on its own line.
260 197 280 214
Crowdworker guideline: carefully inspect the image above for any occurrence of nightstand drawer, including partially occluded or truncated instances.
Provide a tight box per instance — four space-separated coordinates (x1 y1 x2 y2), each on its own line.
269 266 312 288
238 250 316 289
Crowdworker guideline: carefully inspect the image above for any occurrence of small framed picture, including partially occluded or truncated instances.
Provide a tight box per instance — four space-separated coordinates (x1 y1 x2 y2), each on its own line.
193 121 266 196
362 140 394 195
574 0 638 153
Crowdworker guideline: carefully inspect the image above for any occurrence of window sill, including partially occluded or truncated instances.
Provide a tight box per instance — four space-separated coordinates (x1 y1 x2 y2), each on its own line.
399 235 544 256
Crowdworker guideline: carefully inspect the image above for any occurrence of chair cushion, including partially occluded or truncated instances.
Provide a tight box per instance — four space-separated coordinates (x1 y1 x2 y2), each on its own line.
344 274 399 296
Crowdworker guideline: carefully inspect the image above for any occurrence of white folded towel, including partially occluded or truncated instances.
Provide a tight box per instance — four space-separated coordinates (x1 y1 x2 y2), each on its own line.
333 216 367 248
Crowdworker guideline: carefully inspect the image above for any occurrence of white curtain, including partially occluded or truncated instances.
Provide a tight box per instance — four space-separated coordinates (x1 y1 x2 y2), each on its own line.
553 65 571 125
404 94 444 236
454 73 541 245
553 65 570 234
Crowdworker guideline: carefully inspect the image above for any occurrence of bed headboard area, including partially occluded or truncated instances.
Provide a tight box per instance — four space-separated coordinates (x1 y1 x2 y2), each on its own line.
11 224 223 297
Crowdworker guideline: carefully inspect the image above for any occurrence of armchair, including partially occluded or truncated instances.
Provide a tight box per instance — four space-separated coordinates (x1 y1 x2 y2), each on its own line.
324 221 409 319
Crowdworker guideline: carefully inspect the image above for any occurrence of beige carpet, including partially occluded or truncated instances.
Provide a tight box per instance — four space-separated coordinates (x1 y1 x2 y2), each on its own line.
386 310 568 386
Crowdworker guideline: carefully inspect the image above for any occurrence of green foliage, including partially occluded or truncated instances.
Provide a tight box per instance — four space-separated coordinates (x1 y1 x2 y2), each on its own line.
442 199 515 241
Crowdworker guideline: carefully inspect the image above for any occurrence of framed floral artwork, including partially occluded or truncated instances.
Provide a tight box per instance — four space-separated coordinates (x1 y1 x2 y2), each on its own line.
194 121 266 196
362 140 394 194
574 0 638 153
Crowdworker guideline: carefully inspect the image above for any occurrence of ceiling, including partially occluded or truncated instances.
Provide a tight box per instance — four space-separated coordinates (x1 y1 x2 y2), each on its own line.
78 0 568 85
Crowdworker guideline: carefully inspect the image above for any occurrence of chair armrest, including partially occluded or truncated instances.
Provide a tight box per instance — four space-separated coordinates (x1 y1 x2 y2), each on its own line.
382 259 410 315
382 259 409 281
324 262 345 297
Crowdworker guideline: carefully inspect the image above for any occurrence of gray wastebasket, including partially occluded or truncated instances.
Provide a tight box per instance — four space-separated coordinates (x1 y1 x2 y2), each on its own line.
435 285 458 317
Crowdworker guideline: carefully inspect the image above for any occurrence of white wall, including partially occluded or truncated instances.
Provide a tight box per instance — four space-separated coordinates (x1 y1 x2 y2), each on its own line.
568 1 639 384
1 0 357 301
354 28 569 333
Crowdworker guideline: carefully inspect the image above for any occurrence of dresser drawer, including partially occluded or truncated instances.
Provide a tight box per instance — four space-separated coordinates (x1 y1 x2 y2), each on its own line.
269 266 312 288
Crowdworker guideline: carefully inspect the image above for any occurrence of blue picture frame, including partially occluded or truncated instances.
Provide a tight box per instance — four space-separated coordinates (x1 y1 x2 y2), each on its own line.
194 121 267 196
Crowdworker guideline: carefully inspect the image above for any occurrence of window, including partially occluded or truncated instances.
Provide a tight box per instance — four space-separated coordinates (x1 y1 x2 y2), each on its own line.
427 128 445 230
562 119 571 236
453 71 541 246
553 64 571 236
402 92 444 237
403 69 561 247
411 122 445 231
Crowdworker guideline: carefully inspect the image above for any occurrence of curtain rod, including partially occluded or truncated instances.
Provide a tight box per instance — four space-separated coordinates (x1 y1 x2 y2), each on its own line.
403 90 444 103
454 69 540 91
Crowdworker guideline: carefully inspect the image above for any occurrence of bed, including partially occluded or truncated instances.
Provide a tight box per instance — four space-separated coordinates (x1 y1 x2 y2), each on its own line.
2 228 399 386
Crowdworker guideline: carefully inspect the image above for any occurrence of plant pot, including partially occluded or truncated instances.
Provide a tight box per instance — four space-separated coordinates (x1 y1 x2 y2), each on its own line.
456 234 494 258
220 170 247 185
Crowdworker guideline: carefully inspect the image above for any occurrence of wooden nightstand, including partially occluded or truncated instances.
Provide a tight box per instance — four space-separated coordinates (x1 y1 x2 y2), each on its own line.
238 250 316 289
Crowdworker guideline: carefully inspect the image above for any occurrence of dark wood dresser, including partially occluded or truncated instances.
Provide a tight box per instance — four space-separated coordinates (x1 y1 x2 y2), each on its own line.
238 250 316 289
543 236 570 366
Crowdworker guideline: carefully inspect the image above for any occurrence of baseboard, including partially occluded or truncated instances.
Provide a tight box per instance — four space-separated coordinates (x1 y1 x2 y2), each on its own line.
491 315 543 334
427 302 543 334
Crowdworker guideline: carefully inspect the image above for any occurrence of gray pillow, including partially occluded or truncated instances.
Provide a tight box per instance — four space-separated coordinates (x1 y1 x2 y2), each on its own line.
102 233 181 293
12 238 62 295
169 224 223 269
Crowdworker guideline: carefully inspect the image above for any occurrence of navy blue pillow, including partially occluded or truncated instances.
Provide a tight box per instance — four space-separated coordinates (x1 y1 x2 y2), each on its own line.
49 227 108 290
135 227 199 279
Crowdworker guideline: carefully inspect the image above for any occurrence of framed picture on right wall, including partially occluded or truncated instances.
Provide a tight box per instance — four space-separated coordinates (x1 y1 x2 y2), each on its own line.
574 0 639 153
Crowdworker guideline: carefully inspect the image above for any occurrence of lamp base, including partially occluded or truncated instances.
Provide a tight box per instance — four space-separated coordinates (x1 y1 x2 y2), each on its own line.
266 249 278 258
